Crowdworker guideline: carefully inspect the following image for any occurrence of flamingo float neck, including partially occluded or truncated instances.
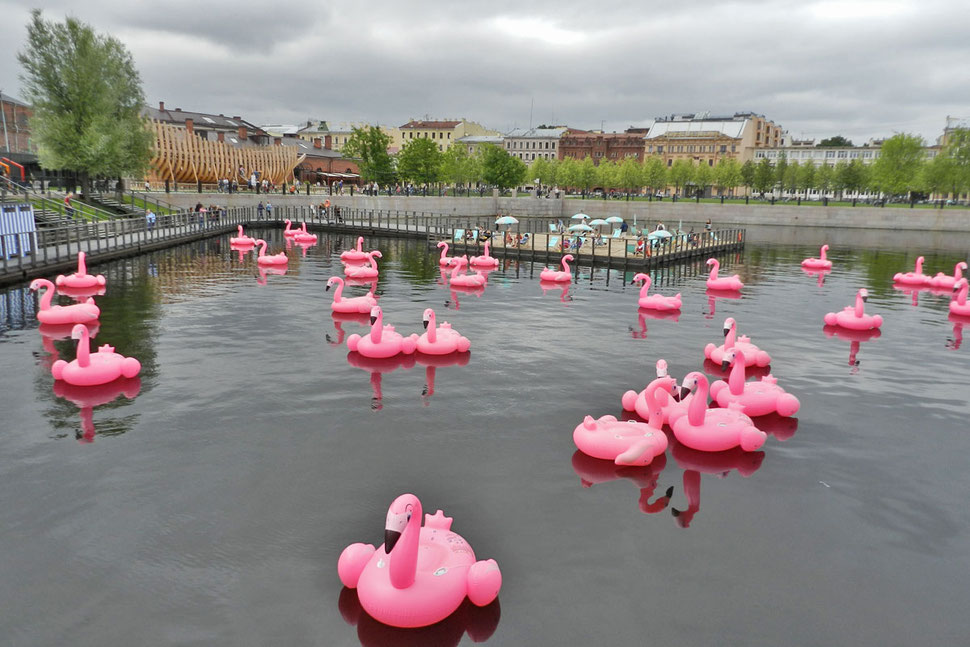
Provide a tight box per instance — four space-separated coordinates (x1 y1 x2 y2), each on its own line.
915 256 924 274
724 319 737 349
955 279 969 305
77 252 88 275
483 240 491 258
645 377 672 428
256 240 267 256
855 290 867 318
450 257 468 279
237 225 244 236
633 273 651 297
820 245 829 260
387 495 422 589
355 237 364 253
73 325 91 367
330 277 345 301
425 310 437 343
728 348 748 395
438 242 449 262
369 308 384 343
34 279 55 309
708 258 720 279
561 255 572 273
687 374 709 427
954 262 967 281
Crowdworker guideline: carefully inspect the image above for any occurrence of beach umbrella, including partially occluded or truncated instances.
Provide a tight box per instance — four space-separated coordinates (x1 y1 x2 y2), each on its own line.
495 216 519 225
605 216 624 223
571 213 590 220
647 229 673 240
588 218 609 235
568 223 594 232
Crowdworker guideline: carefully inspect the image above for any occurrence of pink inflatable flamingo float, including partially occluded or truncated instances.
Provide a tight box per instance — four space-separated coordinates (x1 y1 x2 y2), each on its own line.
893 256 932 286
709 348 800 418
824 288 883 330
801 244 832 270
621 359 682 425
950 278 970 317
254 239 288 266
55 252 106 289
469 240 499 268
436 241 467 267
669 372 766 453
346 251 382 279
293 222 317 244
930 261 967 290
327 276 377 313
447 256 486 287
347 306 417 358
230 225 256 246
51 324 141 386
417 308 470 354
282 219 300 238
341 236 370 262
705 258 743 291
53 377 141 443
704 317 772 367
670 442 765 528
338 493 502 628
631 273 681 311
30 278 100 325
571 450 673 515
540 254 573 282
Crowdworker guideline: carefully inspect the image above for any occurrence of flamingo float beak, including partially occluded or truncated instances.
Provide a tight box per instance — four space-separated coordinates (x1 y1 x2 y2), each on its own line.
862 294 868 302
677 386 691 400
722 326 730 337
370 315 378 325
384 529 401 553
721 359 731 372
423 320 430 329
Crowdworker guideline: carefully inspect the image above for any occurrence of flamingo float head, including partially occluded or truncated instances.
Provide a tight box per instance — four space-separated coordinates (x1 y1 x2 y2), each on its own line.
325 276 339 291
656 359 668 377
677 372 703 401
722 317 736 337
422 308 435 329
859 288 869 302
383 493 420 554
369 305 381 326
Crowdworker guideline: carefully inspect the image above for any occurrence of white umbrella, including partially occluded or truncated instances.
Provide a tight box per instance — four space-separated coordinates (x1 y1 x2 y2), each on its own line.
605 216 624 223
571 213 590 220
568 223 594 231
495 216 519 225
587 218 609 226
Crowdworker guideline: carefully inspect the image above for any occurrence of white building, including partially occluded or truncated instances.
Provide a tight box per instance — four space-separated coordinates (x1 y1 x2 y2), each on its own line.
503 127 568 161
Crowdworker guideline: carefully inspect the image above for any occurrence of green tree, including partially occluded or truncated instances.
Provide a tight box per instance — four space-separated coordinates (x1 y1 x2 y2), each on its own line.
643 156 667 194
740 160 756 194
815 162 834 196
714 158 742 196
753 158 774 195
783 160 800 194
556 156 579 189
692 161 713 196
842 159 870 196
797 162 816 196
344 126 396 184
833 160 849 199
478 143 527 190
18 9 153 196
596 159 618 191
870 133 926 197
618 157 644 198
941 128 970 198
920 153 955 199
440 144 479 189
396 137 443 185
577 156 598 194
530 157 549 188
774 154 788 192
668 159 693 196
819 135 854 147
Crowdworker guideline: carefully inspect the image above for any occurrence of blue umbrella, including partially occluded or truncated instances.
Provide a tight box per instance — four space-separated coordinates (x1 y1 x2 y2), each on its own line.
571 213 590 220
605 216 624 223
568 223 594 231
495 216 519 225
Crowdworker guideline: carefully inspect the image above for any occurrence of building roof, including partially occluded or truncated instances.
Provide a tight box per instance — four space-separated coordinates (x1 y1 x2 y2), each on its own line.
260 124 302 136
504 127 569 139
400 119 462 129
0 94 30 108
279 138 347 158
456 135 504 144
643 119 747 140
143 104 265 134
945 116 970 131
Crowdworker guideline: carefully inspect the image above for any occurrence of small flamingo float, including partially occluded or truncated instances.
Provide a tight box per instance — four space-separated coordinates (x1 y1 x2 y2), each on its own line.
346 251 382 279
705 258 743 291
930 261 968 290
230 225 256 246
704 317 771 367
571 450 673 515
824 288 883 330
347 306 417 358
338 493 502 628
469 240 499 268
327 276 377 314
447 256 486 287
436 241 467 268
254 239 288 266
341 236 370 262
282 219 300 238
540 254 574 282
30 278 100 325
801 244 832 270
417 308 470 354
893 256 932 286
669 372 766 453
51 324 141 386
709 348 800 418
55 252 106 289
53 377 141 443
670 442 765 528
951 278 970 317
293 222 318 244
631 273 681 311
621 359 682 425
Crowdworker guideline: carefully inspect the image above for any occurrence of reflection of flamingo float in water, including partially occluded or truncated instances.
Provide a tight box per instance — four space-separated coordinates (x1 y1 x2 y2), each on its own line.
416 351 470 405
346 251 382 279
709 347 800 418
631 272 681 311
56 252 106 289
669 441 766 528
346 351 416 410
446 284 485 310
705 317 771 367
254 239 288 266
571 450 673 515
52 324 141 386
30 278 100 324
338 493 502 628
347 306 417 358
327 311 371 346
950 278 970 317
823 324 881 368
802 266 830 287
53 377 141 443
447 256 486 287
705 258 743 291
436 241 467 268
417 308 470 354
629 308 680 339
256 266 287 285
704 287 742 320
469 240 499 268
931 261 968 290
947 312 970 350
338 587 500 647
670 372 766 452
230 225 256 246
801 244 832 270
893 255 931 286
539 280 570 303
824 288 883 330
327 276 377 313
540 254 573 282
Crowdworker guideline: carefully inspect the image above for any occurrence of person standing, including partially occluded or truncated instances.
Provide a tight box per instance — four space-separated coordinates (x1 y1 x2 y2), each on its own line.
145 208 156 231
265 202 273 218
64 192 74 219
257 201 265 219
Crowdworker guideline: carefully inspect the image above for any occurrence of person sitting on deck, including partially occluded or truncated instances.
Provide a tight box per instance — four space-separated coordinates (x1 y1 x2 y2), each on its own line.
519 233 529 246
635 236 645 255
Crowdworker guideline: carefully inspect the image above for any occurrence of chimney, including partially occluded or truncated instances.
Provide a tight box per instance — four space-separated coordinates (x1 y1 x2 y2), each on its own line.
175 107 181 112
159 101 165 111
238 126 247 140
185 118 194 134
274 137 282 146
324 135 332 149
217 131 225 143
232 116 240 120
313 138 322 149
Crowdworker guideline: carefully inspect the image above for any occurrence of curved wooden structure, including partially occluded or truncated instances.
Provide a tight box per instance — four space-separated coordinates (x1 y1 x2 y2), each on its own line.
147 121 304 185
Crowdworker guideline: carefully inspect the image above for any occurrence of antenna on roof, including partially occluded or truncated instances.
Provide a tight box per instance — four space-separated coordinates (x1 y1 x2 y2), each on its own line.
529 96 534 130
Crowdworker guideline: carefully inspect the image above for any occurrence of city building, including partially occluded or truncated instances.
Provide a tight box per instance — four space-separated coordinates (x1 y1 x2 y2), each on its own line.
287 137 360 187
939 116 970 147
643 112 783 167
753 141 884 166
396 119 498 152
504 127 570 161
0 93 34 157
558 129 643 164
455 135 504 156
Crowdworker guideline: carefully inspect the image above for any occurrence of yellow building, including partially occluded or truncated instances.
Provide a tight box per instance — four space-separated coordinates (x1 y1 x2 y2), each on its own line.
643 112 783 168
395 119 498 152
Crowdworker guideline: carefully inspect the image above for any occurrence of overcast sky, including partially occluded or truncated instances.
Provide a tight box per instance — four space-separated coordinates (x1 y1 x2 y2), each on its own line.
1 0 967 144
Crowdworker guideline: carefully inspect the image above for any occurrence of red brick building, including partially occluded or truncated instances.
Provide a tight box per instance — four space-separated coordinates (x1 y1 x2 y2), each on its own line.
559 129 647 164
0 94 34 156
289 136 360 186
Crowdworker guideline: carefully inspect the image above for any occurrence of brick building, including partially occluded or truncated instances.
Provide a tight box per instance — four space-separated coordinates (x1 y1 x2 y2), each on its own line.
643 112 783 167
558 129 645 164
0 94 34 156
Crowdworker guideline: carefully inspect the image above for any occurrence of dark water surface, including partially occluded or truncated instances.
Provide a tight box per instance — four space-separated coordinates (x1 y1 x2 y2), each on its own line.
1 231 969 646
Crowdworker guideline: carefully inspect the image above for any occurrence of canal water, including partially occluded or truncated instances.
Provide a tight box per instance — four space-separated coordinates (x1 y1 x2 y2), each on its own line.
1 230 968 646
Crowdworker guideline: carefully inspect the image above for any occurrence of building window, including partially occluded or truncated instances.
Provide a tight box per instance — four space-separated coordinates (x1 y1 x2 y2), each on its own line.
709 159 713 166
506 142 510 148
439 145 443 151
667 159 672 167
657 146 663 153
825 151 835 158
756 151 765 158
837 150 847 158
447 133 451 139
552 142 556 149
863 151 872 158
731 145 736 153
850 151 859 158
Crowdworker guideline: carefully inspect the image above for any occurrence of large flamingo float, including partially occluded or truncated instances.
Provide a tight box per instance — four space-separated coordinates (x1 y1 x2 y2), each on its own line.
824 288 883 330
230 225 256 246
30 278 100 325
951 278 970 317
347 306 417 358
709 348 800 418
55 252 106 289
930 261 967 290
704 317 772 367
327 276 377 314
801 244 832 270
631 273 681 311
436 241 467 268
469 240 499 268
254 239 288 266
670 442 765 529
621 359 682 425
342 236 370 262
292 222 317 244
540 254 574 282
338 493 502 628
705 258 743 291
893 256 931 286
51 324 141 386
447 257 486 287
417 308 470 354
346 251 382 279
669 372 766 453
571 450 673 515
53 377 141 443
